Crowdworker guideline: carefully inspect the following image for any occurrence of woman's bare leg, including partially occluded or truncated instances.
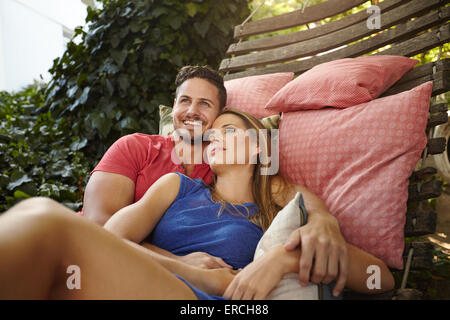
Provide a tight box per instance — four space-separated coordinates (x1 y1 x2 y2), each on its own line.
0 197 197 299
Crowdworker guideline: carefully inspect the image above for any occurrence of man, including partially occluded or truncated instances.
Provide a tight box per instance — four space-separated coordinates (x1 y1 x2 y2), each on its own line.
83 66 348 295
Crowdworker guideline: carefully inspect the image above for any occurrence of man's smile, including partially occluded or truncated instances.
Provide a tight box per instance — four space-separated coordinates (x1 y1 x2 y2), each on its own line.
183 120 203 127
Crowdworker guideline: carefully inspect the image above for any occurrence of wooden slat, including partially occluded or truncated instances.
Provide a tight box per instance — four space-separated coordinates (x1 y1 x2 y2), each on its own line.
427 111 448 129
408 179 443 202
431 70 450 96
427 137 447 155
221 0 447 73
223 17 450 80
405 211 437 236
382 68 450 97
379 23 450 57
429 103 448 113
233 0 367 39
227 0 408 55
384 74 436 96
409 167 438 182
403 241 434 270
396 59 450 86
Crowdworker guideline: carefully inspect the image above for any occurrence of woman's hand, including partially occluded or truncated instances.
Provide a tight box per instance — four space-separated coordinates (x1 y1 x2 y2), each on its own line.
190 267 240 296
179 252 233 270
223 246 287 300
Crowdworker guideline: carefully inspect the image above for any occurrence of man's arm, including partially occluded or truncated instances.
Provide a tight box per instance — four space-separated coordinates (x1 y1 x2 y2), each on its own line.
224 243 395 299
271 175 349 290
84 170 232 269
83 171 135 226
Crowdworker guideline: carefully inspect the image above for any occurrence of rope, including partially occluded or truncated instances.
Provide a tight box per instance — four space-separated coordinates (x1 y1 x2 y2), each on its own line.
226 0 266 76
401 247 414 289
241 0 266 30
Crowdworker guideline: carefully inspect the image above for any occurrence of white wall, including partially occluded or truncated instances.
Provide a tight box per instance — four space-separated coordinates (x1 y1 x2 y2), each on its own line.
0 0 88 92
0 8 5 91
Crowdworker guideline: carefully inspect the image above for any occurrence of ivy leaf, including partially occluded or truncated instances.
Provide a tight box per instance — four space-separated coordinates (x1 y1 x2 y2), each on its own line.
0 134 11 143
119 116 140 130
91 113 112 138
194 20 211 38
7 172 32 191
13 190 31 199
105 79 115 97
151 7 168 18
0 174 9 188
169 16 183 30
171 54 183 66
49 160 72 178
67 85 79 99
111 49 128 67
17 182 37 197
110 34 121 48
118 74 130 93
70 137 88 151
100 59 120 75
77 73 88 87
130 20 141 33
69 87 90 112
185 3 198 17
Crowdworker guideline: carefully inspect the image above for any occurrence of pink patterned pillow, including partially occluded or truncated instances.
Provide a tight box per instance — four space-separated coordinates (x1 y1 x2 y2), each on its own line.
225 72 294 118
279 82 433 269
266 56 418 112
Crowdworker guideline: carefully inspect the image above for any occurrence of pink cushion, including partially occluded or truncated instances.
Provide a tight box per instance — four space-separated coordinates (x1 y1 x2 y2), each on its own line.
279 82 433 269
266 56 418 112
225 72 294 118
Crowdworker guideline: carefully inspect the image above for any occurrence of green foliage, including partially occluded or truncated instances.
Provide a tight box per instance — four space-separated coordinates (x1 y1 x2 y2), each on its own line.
0 85 90 211
392 244 450 299
1 0 250 212
44 0 250 162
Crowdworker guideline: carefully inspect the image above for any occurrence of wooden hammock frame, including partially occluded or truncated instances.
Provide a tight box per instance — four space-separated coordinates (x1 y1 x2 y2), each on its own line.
219 0 449 300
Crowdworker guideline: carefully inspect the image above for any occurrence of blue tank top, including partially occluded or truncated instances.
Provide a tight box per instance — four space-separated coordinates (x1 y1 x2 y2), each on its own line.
148 172 263 269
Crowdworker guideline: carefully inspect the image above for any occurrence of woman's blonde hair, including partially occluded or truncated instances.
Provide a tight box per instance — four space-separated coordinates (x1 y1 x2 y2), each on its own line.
207 108 283 231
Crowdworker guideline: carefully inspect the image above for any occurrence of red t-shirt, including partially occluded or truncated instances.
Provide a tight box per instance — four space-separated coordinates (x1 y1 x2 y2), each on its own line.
79 133 214 215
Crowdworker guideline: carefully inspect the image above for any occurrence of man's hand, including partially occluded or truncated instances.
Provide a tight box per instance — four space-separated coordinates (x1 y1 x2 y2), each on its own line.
284 214 348 297
179 252 233 270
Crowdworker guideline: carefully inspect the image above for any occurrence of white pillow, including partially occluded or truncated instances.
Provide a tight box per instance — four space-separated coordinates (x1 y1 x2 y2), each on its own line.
253 192 320 300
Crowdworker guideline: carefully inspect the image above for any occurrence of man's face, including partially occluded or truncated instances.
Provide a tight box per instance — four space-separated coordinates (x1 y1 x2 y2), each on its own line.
172 78 221 140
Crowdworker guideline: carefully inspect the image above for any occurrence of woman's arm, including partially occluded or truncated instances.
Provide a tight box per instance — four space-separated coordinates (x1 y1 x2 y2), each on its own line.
103 172 180 242
102 173 195 274
121 237 237 296
141 242 233 269
103 172 236 293
224 242 395 300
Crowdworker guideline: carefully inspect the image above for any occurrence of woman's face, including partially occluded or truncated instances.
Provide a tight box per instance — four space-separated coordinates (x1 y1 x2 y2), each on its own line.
206 113 259 168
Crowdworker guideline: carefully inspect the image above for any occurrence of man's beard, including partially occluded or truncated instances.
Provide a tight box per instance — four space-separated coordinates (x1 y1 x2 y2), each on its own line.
173 127 204 146
190 133 204 145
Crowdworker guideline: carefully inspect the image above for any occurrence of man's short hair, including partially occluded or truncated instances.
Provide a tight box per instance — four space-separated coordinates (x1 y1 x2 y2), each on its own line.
175 65 227 112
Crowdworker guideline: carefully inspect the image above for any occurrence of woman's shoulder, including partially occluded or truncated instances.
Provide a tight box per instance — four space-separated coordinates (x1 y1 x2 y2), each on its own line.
171 172 207 200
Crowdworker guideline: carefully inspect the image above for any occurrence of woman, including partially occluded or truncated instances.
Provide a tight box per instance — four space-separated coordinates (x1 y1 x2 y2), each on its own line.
0 109 394 299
